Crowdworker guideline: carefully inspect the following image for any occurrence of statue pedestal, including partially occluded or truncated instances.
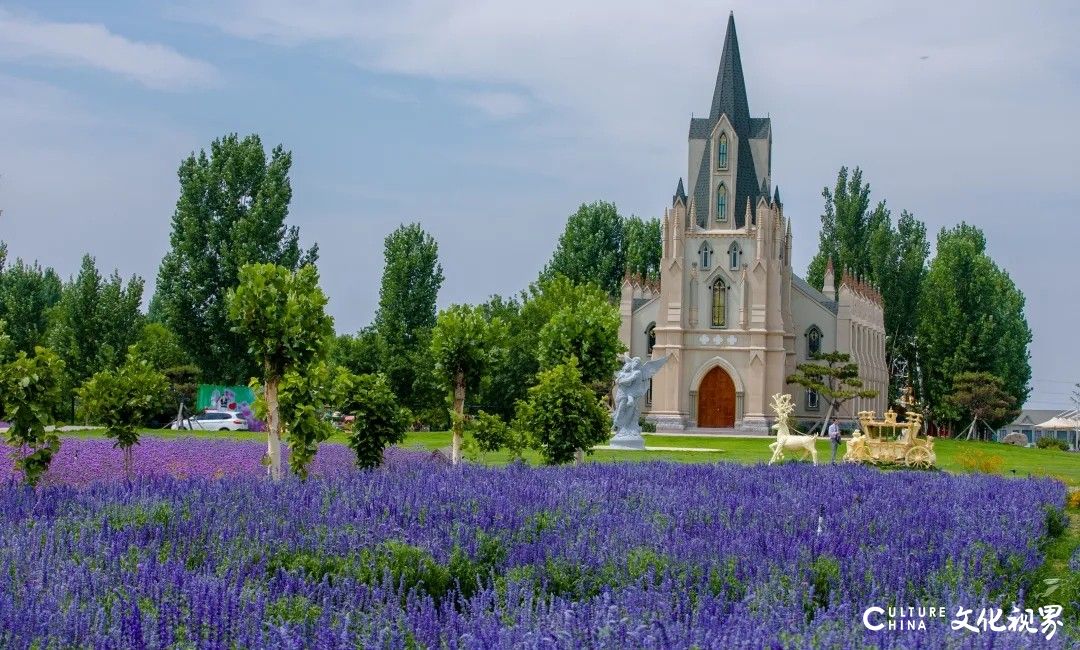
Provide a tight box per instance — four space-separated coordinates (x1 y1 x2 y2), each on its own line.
608 434 645 450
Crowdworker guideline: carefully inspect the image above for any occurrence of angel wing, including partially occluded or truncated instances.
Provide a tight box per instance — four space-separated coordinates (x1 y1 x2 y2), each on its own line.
641 355 669 380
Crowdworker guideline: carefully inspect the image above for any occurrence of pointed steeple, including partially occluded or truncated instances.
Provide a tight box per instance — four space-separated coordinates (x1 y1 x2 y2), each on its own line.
673 177 687 205
710 12 751 132
773 185 781 207
822 257 836 300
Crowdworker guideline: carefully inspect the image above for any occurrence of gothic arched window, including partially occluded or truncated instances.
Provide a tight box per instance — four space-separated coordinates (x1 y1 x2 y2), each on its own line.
645 322 656 355
806 325 823 358
716 184 728 222
711 279 727 328
728 241 741 270
717 133 728 169
699 242 713 269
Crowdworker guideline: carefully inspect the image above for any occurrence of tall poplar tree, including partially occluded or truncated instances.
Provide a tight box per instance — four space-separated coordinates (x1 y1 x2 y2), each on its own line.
47 255 144 390
623 216 662 281
807 167 929 391
374 223 444 412
917 223 1031 423
807 166 891 295
0 252 62 354
152 134 317 384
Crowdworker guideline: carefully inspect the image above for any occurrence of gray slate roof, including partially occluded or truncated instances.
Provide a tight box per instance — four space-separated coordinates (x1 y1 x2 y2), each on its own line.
1010 410 1071 427
792 274 838 314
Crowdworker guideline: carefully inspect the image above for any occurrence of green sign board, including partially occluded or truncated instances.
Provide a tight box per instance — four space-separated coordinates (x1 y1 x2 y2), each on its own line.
196 384 256 414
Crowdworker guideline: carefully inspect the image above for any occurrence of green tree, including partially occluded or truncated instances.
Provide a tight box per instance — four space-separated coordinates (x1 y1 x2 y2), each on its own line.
77 361 169 477
345 374 409 469
276 361 353 479
127 322 200 425
917 223 1031 424
514 358 611 465
786 351 878 433
374 223 444 412
466 410 526 460
329 327 385 377
537 293 624 393
227 263 334 480
806 167 930 393
0 346 65 486
874 211 929 386
623 216 662 281
472 276 621 419
473 294 527 419
47 255 144 404
806 167 890 293
153 134 317 384
944 372 1019 441
542 201 625 297
127 322 190 370
0 256 62 354
431 304 508 464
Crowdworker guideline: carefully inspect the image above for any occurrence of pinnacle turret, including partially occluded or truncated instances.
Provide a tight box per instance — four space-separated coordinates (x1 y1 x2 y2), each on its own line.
673 177 687 205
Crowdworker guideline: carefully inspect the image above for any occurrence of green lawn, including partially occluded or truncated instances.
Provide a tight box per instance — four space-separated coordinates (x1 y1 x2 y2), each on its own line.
56 427 1080 486
397 431 1080 485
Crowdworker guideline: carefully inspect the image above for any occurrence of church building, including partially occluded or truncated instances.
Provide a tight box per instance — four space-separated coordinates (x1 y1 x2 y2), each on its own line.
619 14 888 432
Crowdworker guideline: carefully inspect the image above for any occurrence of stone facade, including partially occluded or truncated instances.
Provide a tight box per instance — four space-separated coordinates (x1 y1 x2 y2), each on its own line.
619 14 888 432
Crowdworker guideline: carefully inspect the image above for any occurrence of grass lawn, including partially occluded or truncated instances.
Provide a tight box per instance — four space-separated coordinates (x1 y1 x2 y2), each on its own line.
55 427 1080 486
398 431 1080 484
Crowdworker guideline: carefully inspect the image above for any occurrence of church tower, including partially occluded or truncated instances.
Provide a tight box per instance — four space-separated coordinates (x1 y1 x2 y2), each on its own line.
620 13 886 432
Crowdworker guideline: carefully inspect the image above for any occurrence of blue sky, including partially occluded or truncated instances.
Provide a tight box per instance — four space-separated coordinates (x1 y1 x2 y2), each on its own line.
0 1 1077 410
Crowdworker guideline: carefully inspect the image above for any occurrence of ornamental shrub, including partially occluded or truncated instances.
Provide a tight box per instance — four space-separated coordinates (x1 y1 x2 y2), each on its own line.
1036 436 1070 451
513 357 610 465
468 410 526 459
346 374 408 468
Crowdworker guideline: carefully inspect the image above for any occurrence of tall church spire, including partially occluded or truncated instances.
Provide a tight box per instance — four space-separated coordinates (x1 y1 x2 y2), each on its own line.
709 12 751 131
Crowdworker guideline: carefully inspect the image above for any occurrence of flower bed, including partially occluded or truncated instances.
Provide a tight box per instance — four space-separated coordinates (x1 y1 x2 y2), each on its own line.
0 443 1069 648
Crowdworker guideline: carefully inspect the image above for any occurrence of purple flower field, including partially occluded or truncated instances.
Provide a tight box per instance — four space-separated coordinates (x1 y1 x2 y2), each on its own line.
0 438 361 486
0 439 1071 648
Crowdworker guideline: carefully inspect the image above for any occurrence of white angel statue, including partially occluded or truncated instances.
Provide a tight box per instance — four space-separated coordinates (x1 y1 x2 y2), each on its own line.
610 354 669 447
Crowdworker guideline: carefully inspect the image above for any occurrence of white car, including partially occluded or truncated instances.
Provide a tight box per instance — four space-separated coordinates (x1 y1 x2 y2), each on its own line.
172 410 248 431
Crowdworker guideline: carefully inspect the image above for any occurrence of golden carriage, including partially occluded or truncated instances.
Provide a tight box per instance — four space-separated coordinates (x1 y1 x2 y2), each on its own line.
844 387 936 469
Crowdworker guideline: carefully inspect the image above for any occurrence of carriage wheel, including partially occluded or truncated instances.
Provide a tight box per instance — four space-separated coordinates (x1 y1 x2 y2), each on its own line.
905 446 932 469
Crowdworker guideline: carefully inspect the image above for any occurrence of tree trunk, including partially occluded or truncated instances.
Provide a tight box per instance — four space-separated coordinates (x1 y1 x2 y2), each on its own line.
123 446 133 480
265 376 283 480
451 370 465 465
961 417 976 441
815 401 836 436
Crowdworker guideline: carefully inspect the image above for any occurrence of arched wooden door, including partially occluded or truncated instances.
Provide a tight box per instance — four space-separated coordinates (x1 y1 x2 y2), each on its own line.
698 366 736 428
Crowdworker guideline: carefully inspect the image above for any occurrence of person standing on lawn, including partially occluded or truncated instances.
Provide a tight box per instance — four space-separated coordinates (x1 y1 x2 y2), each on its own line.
828 419 842 463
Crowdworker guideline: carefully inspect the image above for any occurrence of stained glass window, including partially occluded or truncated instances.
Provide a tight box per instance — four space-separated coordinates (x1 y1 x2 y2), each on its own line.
717 133 728 168
711 279 726 328
716 184 727 222
807 326 822 357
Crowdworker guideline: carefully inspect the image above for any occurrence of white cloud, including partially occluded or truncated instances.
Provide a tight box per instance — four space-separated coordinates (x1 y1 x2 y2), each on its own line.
456 90 530 119
0 9 218 90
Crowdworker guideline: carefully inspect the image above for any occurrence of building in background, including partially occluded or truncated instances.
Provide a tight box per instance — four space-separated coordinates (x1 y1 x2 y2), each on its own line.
997 409 1078 448
619 14 888 432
